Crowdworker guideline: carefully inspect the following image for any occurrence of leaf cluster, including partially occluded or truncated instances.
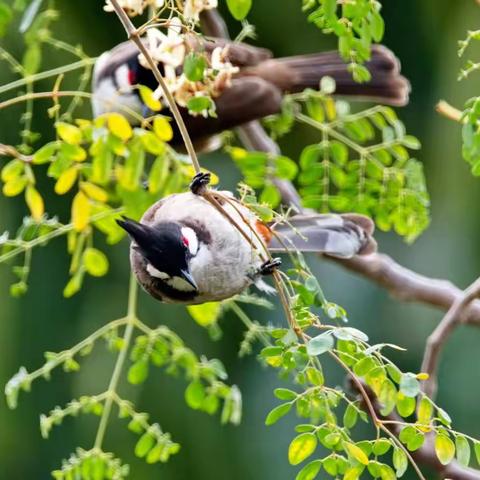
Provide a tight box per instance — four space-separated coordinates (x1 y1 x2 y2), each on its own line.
301 0 385 82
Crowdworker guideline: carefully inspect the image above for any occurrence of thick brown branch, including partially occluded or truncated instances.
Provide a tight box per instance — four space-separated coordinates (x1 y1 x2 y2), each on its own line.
331 254 480 327
420 276 480 398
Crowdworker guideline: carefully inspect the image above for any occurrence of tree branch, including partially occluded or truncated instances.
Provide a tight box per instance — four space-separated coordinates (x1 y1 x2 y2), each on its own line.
356 381 480 480
200 8 480 328
420 276 480 398
201 8 480 478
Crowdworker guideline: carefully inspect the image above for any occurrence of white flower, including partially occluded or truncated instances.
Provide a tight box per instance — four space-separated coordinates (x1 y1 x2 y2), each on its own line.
104 0 165 17
209 46 239 95
139 17 186 69
183 0 218 22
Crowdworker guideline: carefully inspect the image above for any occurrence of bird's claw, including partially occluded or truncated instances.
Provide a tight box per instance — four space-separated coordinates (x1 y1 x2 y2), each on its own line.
259 257 282 276
189 172 211 195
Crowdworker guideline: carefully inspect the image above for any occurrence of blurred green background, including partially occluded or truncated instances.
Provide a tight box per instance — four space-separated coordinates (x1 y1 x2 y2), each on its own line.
1 1 480 478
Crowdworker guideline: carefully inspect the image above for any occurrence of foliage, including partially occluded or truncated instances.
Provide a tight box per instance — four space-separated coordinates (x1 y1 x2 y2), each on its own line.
234 82 429 243
0 0 476 479
458 29 480 175
301 0 385 82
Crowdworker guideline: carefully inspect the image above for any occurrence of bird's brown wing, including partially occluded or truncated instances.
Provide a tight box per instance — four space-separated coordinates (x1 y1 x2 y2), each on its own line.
267 214 377 258
174 76 283 142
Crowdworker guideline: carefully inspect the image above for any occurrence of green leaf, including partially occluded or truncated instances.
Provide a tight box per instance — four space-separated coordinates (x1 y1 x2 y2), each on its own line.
83 248 109 277
275 155 298 180
399 373 420 397
128 360 149 385
226 0 252 20
184 52 207 82
22 43 42 75
369 10 385 42
274 388 297 401
437 407 452 427
435 434 455 466
392 447 408 477
455 435 471 467
139 85 162 111
474 441 480 465
107 113 133 141
265 403 292 426
25 186 44 220
33 141 58 164
417 397 433 425
295 459 322 480
187 302 222 327
343 404 358 429
56 122 82 145
0 2 13 37
187 95 216 116
185 381 205 410
379 464 396 480
260 183 281 207
396 392 416 418
135 432 155 458
306 333 334 356
153 116 173 142
288 433 318 465
343 441 369 465
373 439 391 456
54 166 78 195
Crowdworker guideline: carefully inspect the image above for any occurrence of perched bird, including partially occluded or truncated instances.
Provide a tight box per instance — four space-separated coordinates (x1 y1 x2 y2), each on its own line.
92 36 410 148
116 173 377 304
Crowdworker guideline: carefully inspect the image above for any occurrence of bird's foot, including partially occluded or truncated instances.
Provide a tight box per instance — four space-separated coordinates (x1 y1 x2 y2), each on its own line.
259 257 282 276
189 172 211 195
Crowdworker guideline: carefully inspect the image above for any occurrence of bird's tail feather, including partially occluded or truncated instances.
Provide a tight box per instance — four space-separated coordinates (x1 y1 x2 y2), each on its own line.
268 214 377 258
266 45 410 106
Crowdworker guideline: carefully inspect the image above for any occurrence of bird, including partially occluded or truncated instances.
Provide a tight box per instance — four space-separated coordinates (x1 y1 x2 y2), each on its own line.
116 172 377 304
92 35 410 149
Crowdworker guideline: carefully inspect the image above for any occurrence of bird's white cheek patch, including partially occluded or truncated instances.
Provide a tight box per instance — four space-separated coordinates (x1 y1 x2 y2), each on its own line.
146 264 170 280
167 276 197 292
115 64 133 92
181 227 199 256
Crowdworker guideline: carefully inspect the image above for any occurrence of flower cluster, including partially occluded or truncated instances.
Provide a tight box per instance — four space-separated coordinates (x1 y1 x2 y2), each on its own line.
104 0 165 16
104 0 218 20
184 0 218 21
139 18 239 117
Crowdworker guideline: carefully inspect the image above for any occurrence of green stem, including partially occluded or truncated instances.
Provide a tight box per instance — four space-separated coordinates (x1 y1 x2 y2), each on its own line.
94 273 139 450
0 58 96 96
229 302 270 346
0 208 123 265
23 317 129 385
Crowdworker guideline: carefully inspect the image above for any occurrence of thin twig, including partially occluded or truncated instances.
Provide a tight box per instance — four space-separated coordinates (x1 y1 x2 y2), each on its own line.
436 100 463 123
420 276 480 398
356 380 480 480
107 0 201 174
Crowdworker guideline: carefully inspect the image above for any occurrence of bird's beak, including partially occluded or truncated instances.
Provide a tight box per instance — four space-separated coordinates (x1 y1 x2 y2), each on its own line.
181 269 198 291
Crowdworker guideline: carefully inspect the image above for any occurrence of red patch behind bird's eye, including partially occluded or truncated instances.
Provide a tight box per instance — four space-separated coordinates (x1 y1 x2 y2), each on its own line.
128 69 136 85
182 236 189 247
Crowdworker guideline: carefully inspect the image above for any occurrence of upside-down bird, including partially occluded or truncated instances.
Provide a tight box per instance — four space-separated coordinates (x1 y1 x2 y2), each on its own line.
116 173 377 304
92 36 410 148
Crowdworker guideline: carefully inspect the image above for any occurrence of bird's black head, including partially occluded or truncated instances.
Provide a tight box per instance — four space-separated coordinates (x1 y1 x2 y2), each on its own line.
117 217 199 292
